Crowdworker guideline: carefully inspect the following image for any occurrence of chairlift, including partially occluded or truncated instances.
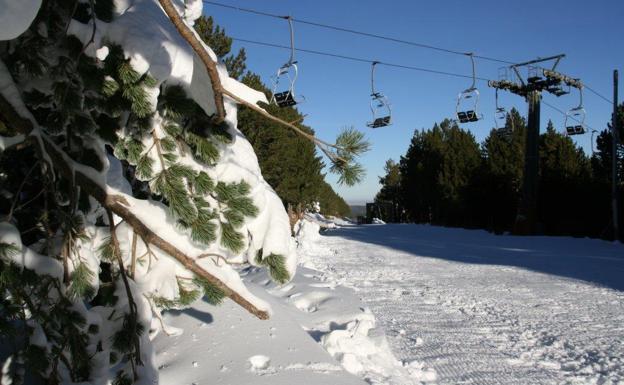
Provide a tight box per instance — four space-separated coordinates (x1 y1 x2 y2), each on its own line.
270 16 302 108
366 61 392 128
456 53 483 124
493 88 512 138
565 86 587 136
546 83 570 97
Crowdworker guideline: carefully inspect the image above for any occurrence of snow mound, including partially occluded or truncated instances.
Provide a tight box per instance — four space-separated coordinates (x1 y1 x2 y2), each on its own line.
328 216 357 226
372 218 386 225
0 0 42 41
293 219 332 268
248 355 271 370
304 213 338 229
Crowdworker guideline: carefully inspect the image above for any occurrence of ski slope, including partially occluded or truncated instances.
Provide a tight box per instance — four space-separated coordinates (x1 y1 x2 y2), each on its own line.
305 224 624 385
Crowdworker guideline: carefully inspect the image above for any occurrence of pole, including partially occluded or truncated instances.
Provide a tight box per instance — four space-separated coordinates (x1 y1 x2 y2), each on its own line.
515 90 541 235
612 70 620 241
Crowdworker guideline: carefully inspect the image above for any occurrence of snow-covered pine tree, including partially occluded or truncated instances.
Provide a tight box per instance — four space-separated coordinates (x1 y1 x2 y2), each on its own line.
0 0 368 383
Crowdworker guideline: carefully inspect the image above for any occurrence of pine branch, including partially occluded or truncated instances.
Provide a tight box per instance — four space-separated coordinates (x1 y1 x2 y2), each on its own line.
0 70 270 320
156 0 226 123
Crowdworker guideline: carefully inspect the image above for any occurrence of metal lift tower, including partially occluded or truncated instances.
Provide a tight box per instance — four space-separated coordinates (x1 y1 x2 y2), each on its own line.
488 55 583 235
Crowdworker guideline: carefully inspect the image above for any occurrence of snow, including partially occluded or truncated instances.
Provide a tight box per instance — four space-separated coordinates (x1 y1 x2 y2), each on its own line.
0 222 64 280
66 0 268 117
151 218 435 385
0 0 42 41
306 223 624 385
152 270 366 385
248 355 271 371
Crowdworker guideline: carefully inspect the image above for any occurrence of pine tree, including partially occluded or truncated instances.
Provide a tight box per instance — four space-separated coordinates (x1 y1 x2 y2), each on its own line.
469 108 527 231
0 1 370 383
399 119 480 225
538 120 592 235
375 159 403 222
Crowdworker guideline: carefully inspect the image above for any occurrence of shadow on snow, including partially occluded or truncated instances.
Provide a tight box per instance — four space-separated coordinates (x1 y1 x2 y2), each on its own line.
323 224 624 291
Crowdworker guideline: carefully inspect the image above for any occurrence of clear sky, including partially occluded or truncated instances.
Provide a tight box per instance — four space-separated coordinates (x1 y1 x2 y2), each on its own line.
204 0 622 205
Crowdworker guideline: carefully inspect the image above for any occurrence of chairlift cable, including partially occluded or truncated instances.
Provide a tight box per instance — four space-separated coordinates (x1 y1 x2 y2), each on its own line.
204 0 614 106
231 37 491 82
202 0 513 65
230 36 597 131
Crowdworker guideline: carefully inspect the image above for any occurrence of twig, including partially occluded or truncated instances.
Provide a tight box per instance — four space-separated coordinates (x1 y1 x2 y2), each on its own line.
106 209 143 376
7 161 40 221
143 294 174 337
130 231 137 279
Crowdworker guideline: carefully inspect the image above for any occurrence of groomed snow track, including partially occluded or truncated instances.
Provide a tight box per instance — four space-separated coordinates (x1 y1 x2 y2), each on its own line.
308 224 624 385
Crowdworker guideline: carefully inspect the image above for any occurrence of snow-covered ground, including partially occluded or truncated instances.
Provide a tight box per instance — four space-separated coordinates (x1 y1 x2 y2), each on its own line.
151 220 624 385
152 219 430 385
305 224 624 385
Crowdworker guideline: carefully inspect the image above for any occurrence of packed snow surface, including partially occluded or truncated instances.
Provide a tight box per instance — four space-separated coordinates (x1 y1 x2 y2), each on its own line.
306 224 624 385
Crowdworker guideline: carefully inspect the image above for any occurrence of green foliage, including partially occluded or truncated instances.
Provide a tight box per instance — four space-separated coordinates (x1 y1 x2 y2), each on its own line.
257 252 290 284
152 278 202 309
194 16 247 79
151 167 198 223
193 277 225 305
0 242 20 259
330 127 370 186
186 132 220 165
112 313 145 353
399 119 481 226
219 221 245 253
68 262 96 300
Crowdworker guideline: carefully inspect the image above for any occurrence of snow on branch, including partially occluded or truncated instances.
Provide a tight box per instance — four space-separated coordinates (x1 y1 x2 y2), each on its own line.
0 92 270 319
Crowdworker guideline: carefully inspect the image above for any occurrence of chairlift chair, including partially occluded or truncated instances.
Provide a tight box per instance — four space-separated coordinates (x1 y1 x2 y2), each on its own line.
270 16 302 108
456 53 483 124
366 62 392 128
493 88 512 137
565 86 587 136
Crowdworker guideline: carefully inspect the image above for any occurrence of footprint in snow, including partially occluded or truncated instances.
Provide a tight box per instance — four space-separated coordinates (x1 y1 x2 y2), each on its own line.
293 291 333 313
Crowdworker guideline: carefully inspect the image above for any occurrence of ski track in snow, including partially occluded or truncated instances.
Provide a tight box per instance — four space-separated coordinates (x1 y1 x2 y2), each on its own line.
307 224 624 385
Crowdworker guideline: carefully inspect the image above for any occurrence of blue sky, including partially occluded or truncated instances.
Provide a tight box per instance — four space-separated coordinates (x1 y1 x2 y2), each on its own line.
204 0 622 204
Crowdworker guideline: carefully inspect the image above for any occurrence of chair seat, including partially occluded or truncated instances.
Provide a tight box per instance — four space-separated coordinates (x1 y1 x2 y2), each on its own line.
274 91 297 107
367 116 391 128
457 110 479 123
566 126 585 135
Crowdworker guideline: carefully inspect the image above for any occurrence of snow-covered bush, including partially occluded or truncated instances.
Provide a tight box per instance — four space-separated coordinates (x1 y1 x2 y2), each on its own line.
0 0 367 383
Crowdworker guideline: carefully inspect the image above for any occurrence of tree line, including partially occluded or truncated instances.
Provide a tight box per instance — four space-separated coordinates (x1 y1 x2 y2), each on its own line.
375 107 624 239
